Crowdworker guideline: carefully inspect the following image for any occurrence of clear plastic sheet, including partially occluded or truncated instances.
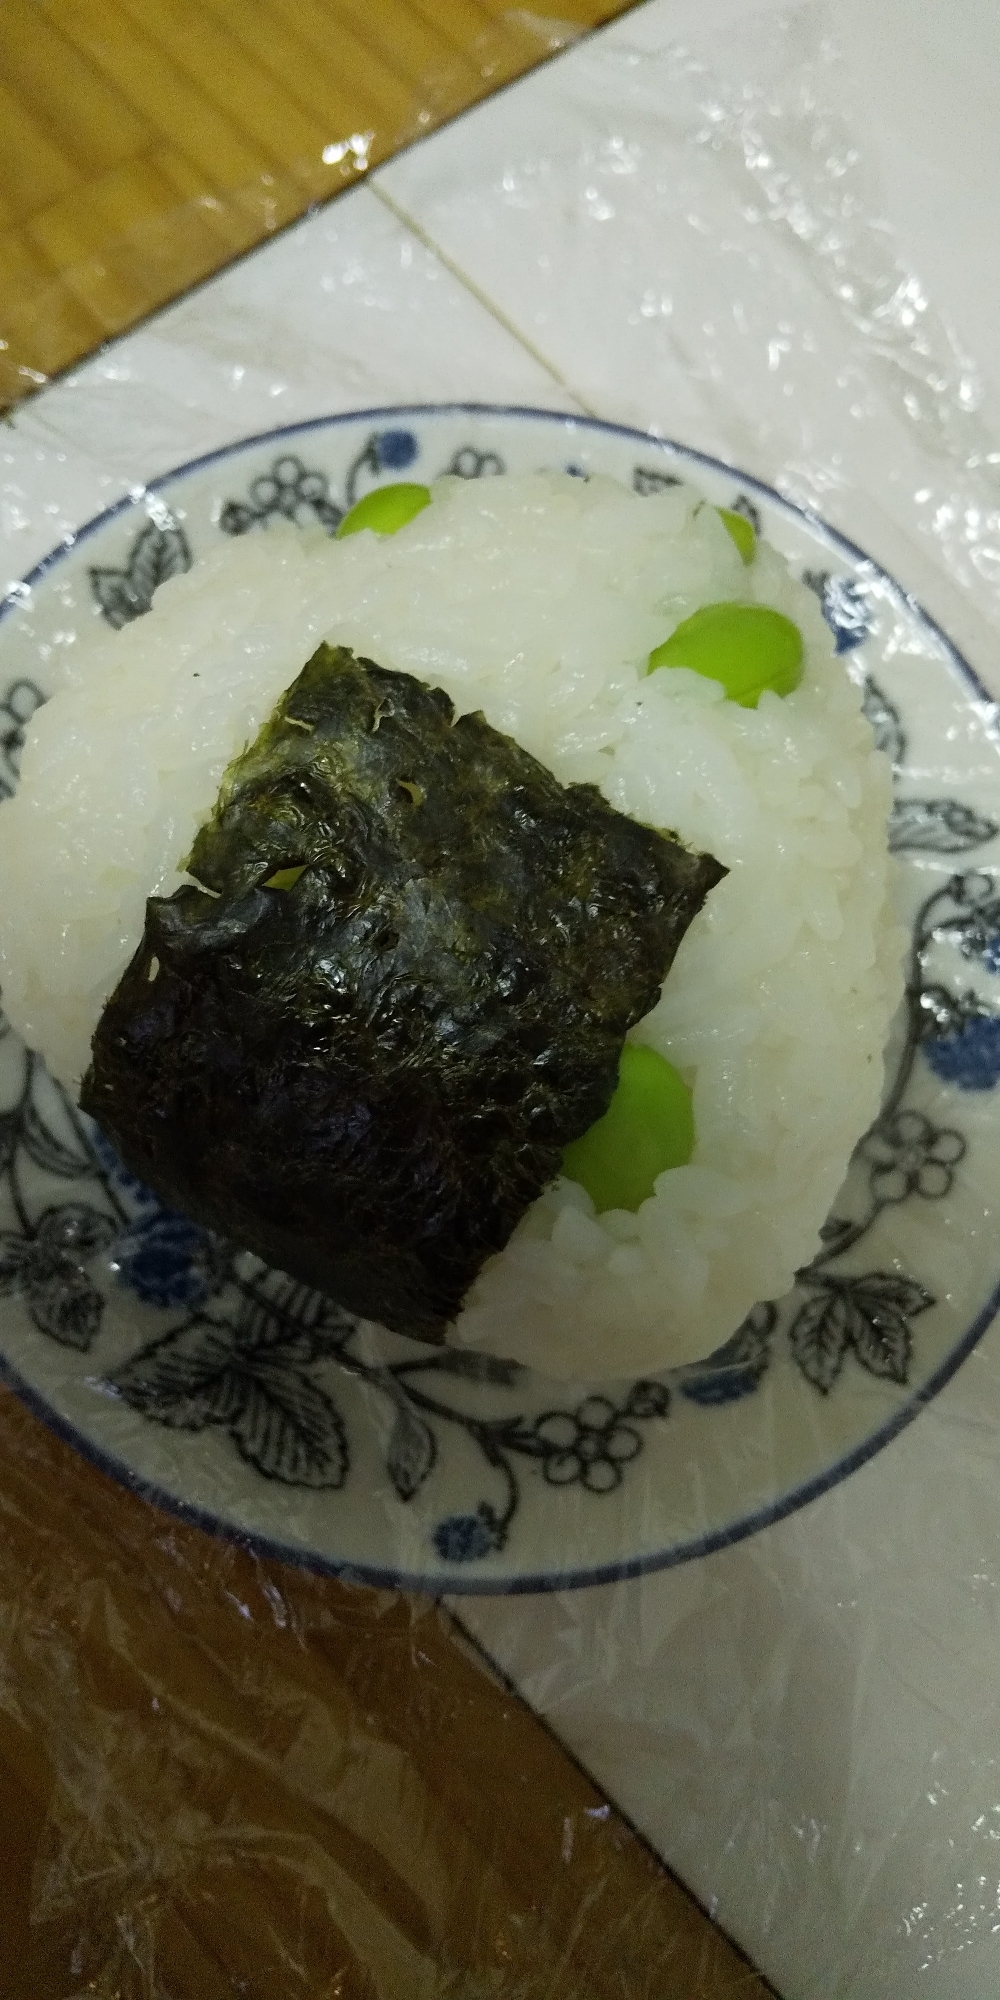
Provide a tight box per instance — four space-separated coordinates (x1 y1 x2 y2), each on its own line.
0 4 589 412
2 2 1000 1995
0 1385 768 1997
660 6 1000 650
377 0 1000 666
374 5 1000 1991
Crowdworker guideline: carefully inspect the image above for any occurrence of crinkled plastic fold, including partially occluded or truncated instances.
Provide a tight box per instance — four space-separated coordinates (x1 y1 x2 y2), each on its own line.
0 1388 768 1995
1 4 999 1995
0 6 588 413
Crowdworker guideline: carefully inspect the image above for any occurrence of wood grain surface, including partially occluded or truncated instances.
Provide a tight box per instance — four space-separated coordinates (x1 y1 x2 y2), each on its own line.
0 1388 773 1999
0 0 629 406
0 7 776 1993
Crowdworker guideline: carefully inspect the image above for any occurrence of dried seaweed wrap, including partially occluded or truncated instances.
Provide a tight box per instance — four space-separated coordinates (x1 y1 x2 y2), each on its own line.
82 645 725 1342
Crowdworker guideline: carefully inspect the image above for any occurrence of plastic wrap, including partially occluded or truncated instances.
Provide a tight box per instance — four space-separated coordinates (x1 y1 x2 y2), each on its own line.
2 1 1000 1994
0 4 588 414
0 1381 774 1996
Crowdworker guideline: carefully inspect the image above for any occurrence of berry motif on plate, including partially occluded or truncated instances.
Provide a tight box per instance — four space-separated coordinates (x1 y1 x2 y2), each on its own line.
434 1511 504 1564
0 839 992 1546
101 1261 676 1547
913 874 1000 1089
219 453 344 537
0 420 996 1571
441 446 505 479
0 679 44 799
215 430 507 548
110 1212 231 1312
923 1015 1000 1091
219 428 422 539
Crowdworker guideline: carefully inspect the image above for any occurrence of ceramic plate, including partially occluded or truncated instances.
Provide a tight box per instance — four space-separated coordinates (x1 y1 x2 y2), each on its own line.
1 403 998 1594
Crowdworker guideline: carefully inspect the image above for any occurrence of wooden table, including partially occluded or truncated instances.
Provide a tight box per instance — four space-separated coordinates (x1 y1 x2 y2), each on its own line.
0 8 774 1992
2 0 630 409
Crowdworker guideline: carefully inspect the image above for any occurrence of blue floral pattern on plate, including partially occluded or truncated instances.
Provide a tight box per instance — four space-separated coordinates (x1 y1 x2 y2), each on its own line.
1 404 998 1592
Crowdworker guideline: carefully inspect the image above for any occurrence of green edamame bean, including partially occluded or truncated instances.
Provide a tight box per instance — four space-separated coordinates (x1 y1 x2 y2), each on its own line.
717 507 756 564
648 602 803 708
336 482 432 539
561 1042 693 1213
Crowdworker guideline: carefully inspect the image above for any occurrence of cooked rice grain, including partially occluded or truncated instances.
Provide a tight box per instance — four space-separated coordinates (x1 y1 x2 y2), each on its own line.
0 473 902 1376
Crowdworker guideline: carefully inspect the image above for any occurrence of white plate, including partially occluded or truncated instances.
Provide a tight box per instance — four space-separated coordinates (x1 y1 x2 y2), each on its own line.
1 403 998 1594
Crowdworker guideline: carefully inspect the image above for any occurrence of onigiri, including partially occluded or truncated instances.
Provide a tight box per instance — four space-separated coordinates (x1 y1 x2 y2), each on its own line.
0 471 903 1378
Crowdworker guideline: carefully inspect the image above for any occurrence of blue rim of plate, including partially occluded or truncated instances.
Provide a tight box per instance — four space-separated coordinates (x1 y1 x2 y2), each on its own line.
2 400 998 1596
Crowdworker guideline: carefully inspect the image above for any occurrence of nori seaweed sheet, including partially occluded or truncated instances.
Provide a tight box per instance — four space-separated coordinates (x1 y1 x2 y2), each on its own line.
82 645 725 1343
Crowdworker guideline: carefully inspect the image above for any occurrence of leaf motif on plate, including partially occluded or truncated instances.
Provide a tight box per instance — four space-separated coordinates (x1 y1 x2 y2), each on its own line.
0 1233 31 1292
790 1273 933 1393
19 1094 92 1179
889 798 999 854
849 1302 911 1382
623 1379 671 1419
632 464 682 496
843 1271 933 1385
89 521 192 629
385 1402 437 1501
111 1316 348 1487
789 1290 854 1393
233 1269 356 1361
728 492 761 533
861 675 905 766
231 1358 348 1488
850 1272 935 1319
29 1265 105 1350
0 1112 21 1177
111 1318 242 1427
0 1205 115 1350
2 411 995 1581
419 1347 523 1386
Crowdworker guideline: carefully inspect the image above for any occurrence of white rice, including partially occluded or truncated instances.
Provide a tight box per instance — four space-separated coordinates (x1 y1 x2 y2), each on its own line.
0 472 902 1377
